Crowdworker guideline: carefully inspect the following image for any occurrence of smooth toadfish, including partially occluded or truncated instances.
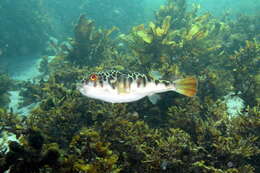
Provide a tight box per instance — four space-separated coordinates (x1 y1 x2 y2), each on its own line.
77 70 197 103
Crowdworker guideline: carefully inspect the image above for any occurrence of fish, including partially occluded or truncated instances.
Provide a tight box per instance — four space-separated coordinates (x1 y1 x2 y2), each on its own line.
77 70 197 103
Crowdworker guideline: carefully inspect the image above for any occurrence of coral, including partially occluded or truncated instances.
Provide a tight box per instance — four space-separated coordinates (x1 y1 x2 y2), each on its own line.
224 92 245 117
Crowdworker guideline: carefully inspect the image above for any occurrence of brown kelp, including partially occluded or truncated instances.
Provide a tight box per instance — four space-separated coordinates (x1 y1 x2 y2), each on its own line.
64 14 117 67
1 0 260 172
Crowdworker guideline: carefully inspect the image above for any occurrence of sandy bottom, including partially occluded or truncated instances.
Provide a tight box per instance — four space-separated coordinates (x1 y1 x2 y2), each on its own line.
6 54 42 116
6 54 42 80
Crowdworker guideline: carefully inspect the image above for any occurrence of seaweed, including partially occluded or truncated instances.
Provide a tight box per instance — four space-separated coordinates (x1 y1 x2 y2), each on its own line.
1 0 260 172
65 14 117 67
0 129 62 173
0 74 14 108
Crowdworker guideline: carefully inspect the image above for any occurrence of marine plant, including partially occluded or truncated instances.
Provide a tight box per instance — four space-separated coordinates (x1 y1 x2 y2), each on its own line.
1 0 260 172
155 0 188 30
0 74 14 108
165 97 260 172
0 129 62 173
0 109 24 134
228 39 260 106
70 128 121 173
64 14 117 67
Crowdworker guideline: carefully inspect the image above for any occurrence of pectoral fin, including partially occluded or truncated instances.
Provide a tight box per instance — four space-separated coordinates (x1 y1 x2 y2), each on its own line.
148 94 161 104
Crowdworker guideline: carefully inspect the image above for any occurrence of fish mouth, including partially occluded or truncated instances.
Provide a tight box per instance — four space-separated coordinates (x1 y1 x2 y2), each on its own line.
76 83 89 95
76 83 83 91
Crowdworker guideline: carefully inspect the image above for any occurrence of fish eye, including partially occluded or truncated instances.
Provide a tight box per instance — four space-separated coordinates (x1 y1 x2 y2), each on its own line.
89 74 98 81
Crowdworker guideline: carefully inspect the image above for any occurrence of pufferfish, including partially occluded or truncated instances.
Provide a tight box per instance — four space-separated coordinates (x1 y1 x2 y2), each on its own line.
77 70 197 103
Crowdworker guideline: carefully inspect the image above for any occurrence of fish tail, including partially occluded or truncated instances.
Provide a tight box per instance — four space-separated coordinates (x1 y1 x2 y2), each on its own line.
172 77 197 97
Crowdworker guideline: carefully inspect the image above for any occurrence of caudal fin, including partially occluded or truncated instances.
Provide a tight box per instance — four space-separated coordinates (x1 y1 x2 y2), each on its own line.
173 77 197 97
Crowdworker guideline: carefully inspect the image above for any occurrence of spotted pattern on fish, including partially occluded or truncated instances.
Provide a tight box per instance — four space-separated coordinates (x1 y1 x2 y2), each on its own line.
82 70 160 91
78 70 197 103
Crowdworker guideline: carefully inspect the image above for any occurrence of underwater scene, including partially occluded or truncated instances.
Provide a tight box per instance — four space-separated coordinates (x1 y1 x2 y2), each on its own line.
0 0 259 172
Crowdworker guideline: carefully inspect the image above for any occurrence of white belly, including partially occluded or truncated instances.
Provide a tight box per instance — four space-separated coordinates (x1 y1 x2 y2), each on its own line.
80 81 170 103
94 92 148 103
